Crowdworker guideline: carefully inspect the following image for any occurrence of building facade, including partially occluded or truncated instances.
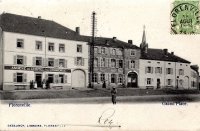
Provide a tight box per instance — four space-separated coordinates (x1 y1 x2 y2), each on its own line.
92 37 141 88
138 28 199 89
0 13 89 90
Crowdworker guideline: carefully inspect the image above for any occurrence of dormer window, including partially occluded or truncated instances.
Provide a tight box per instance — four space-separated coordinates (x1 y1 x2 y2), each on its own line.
17 39 24 48
130 50 135 56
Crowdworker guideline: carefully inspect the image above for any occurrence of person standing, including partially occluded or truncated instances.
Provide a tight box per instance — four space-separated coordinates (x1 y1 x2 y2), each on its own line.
111 87 117 104
102 81 106 88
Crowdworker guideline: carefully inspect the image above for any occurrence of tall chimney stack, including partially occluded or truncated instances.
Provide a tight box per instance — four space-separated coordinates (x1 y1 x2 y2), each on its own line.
163 49 168 55
76 27 80 35
128 40 133 44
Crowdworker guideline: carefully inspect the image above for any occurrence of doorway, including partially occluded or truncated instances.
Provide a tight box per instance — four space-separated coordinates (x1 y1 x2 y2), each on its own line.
127 72 138 88
157 78 161 89
35 74 42 87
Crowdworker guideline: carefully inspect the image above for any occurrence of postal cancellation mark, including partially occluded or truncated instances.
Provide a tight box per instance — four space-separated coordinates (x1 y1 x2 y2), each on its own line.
171 0 200 34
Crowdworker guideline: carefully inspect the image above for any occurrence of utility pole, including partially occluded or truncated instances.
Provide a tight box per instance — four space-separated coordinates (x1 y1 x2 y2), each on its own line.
89 11 96 88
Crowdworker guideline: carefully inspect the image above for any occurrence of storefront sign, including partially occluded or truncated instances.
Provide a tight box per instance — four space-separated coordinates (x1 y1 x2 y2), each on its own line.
4 66 71 73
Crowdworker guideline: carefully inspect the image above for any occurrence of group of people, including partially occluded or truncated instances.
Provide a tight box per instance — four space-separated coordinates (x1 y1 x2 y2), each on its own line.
30 79 50 89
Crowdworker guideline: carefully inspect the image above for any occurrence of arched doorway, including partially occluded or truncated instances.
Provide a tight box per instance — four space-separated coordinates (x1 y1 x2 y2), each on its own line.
127 72 138 88
72 69 86 88
183 76 189 89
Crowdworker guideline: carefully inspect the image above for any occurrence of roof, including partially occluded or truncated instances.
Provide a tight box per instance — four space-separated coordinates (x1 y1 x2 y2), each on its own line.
140 48 190 63
91 37 139 49
0 13 85 41
0 13 139 49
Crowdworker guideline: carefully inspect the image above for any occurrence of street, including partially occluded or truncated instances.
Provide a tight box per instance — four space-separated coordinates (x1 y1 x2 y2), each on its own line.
1 94 200 104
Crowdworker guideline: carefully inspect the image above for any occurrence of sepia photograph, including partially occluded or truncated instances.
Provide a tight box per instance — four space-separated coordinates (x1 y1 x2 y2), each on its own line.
0 0 200 130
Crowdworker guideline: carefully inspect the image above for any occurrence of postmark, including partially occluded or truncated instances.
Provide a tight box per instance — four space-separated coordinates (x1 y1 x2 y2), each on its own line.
171 0 200 34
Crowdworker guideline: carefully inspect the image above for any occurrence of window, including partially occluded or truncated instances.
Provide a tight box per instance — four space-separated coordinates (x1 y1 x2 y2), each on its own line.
48 74 54 83
191 81 196 87
111 74 116 83
119 60 123 68
130 50 135 56
111 59 116 68
155 67 162 74
77 45 82 53
130 60 135 68
101 58 105 67
76 57 84 66
17 55 24 65
59 59 65 67
94 58 98 67
179 69 184 75
118 49 123 55
92 73 98 83
36 57 42 66
59 74 64 83
13 73 26 83
94 47 98 54
17 39 24 48
146 66 153 73
112 49 116 55
100 74 105 82
101 48 105 54
166 68 173 74
167 79 172 86
59 44 65 53
48 43 54 51
48 58 54 67
147 78 152 85
35 41 42 50
17 73 23 82
118 74 123 83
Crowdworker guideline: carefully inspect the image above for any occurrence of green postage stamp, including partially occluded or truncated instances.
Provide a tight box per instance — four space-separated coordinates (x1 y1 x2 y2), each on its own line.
171 0 200 34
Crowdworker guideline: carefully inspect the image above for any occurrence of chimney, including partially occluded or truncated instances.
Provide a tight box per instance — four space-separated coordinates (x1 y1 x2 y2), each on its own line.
163 49 168 55
171 52 174 55
128 40 133 44
113 37 117 41
76 27 80 35
38 16 41 19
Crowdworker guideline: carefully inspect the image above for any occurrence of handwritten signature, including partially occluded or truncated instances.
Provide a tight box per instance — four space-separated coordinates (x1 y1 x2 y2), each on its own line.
98 108 116 127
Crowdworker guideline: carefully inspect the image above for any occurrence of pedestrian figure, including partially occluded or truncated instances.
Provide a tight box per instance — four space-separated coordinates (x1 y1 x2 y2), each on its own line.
30 80 33 89
46 79 50 89
42 79 46 89
34 81 37 89
111 87 117 104
102 81 106 88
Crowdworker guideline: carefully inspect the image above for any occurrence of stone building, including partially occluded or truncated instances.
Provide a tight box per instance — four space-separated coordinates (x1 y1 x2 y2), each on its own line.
92 37 140 88
138 27 199 89
0 13 89 90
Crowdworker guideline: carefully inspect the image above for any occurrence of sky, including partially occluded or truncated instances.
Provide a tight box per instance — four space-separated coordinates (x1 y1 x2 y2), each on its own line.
0 0 200 66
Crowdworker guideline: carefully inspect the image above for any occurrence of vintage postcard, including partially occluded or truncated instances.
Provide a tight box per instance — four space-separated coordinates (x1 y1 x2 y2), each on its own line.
0 0 200 130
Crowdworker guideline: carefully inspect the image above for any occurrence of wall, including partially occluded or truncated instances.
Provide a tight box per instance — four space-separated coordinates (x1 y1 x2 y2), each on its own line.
3 32 88 90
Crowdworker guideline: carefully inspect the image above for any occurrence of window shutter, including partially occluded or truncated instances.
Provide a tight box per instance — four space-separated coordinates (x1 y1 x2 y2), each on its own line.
105 58 108 67
166 68 168 74
45 74 48 80
116 60 119 68
98 57 100 67
105 73 108 82
33 57 36 66
55 59 59 67
74 57 77 65
65 60 68 68
145 78 147 84
54 75 58 83
145 67 147 74
161 67 162 74
14 55 17 65
13 73 17 82
64 75 68 83
23 73 27 83
109 59 111 67
151 78 153 82
151 67 153 74
24 56 27 65
98 47 101 54
45 58 48 66
105 48 108 55
42 58 45 66
82 58 84 66
115 74 118 84
171 68 173 74
110 48 113 55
